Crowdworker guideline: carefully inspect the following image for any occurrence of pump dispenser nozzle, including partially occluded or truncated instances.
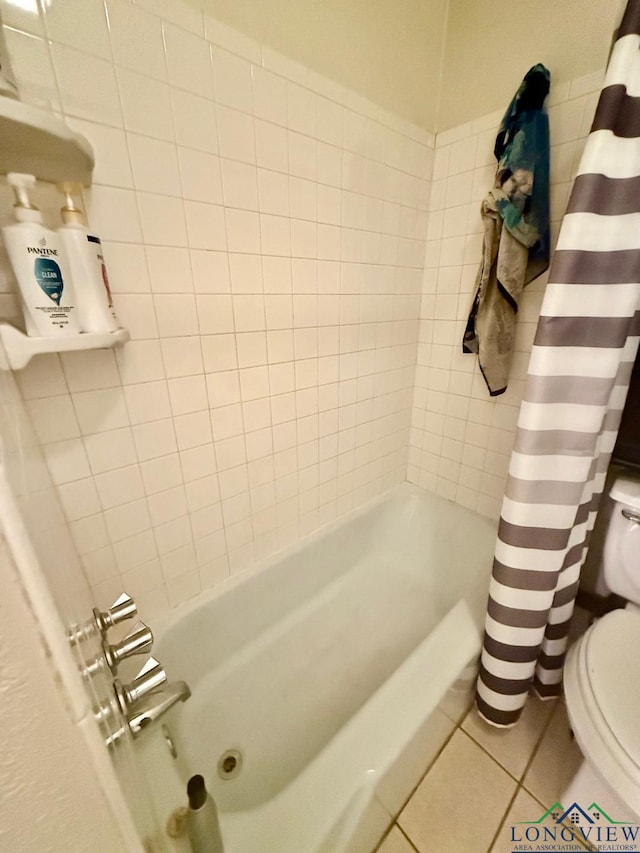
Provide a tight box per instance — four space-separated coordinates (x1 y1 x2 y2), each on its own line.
57 181 86 226
7 173 38 210
7 173 42 224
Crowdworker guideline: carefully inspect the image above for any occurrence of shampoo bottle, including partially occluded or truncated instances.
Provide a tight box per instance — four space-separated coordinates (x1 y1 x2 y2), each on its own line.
2 172 80 337
56 183 118 333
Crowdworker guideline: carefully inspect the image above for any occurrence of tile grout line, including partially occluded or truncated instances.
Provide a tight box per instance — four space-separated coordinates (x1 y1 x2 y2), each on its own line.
460 726 523 785
461 694 561 788
484 780 553 853
482 696 572 853
452 696 562 853
485 780 520 853
396 822 422 853
373 820 422 853
395 711 529 853
396 703 474 815
519 695 562 798
457 722 524 784
379 700 475 850
391 694 560 852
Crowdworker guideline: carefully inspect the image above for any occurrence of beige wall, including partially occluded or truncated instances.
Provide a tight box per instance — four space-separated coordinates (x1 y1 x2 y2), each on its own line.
438 0 621 131
0 536 127 853
184 0 448 131
185 0 621 132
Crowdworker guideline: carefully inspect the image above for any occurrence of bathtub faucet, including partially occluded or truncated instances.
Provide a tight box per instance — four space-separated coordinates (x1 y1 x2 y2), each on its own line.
126 680 191 738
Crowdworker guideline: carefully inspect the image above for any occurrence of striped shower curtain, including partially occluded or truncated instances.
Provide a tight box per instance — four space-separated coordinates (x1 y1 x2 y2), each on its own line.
477 0 640 727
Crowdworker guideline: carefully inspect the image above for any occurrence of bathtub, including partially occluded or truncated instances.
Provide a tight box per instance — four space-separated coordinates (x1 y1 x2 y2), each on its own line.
137 484 497 853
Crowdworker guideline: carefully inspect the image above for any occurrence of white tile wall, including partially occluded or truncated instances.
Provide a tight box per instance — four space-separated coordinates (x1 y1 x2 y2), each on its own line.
0 350 95 626
407 71 604 519
0 0 433 618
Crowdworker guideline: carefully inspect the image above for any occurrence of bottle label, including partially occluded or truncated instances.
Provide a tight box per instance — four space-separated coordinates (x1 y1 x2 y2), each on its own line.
27 246 58 256
101 262 114 308
34 256 64 305
88 234 116 313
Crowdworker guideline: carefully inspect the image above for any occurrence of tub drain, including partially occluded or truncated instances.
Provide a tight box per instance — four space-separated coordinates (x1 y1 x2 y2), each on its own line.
217 749 242 780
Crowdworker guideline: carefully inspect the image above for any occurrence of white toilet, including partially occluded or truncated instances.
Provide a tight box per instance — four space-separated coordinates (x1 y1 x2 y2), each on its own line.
564 470 640 821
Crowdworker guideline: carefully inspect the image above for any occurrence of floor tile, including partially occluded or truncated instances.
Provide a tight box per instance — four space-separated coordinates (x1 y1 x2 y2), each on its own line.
398 729 517 853
463 694 555 780
376 706 455 816
376 825 417 853
523 701 584 808
489 787 545 852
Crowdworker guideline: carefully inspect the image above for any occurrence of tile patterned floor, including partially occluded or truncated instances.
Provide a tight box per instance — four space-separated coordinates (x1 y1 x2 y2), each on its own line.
377 648 616 853
372 606 604 853
374 694 593 853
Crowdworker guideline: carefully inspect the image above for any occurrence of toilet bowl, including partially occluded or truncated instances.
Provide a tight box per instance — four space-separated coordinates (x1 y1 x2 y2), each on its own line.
564 610 640 820
563 470 640 821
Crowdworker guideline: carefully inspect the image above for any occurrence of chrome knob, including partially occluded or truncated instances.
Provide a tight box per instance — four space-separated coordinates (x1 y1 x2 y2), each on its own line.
81 654 106 679
93 696 127 749
68 620 97 645
94 699 116 725
104 622 153 674
114 657 167 714
93 592 137 634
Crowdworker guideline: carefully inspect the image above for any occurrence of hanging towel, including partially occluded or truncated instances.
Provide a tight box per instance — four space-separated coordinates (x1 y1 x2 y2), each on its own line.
463 63 551 396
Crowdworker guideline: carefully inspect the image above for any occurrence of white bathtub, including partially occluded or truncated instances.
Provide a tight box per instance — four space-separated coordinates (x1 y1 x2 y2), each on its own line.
137 484 497 853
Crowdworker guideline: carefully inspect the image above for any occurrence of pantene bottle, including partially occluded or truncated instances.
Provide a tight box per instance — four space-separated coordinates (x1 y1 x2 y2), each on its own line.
2 173 80 337
56 182 118 333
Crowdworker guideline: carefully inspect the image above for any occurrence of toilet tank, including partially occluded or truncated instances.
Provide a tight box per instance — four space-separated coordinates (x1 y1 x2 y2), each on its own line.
603 472 640 602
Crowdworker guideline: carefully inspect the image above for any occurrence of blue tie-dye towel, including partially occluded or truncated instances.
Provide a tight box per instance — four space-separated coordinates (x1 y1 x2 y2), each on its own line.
493 62 551 283
463 64 551 395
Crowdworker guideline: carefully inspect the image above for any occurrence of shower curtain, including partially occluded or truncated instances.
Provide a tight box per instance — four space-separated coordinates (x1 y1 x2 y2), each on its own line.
476 0 640 727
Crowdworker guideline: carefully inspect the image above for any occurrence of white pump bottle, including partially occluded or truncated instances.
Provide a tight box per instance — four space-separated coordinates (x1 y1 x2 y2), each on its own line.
56 183 118 333
2 172 80 337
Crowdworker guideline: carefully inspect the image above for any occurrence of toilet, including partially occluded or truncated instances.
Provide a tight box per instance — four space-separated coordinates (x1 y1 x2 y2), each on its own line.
564 470 640 821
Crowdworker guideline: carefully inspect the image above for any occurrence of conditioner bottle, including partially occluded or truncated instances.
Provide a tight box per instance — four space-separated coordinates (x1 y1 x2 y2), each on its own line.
56 183 118 333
